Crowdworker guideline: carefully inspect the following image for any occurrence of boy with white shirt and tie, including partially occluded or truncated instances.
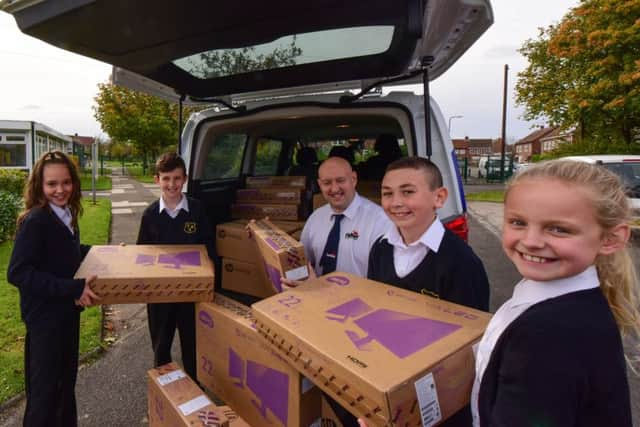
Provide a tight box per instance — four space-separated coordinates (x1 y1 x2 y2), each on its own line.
137 152 214 381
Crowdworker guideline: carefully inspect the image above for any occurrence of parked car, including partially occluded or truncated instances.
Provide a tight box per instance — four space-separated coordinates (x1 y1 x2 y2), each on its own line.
560 155 640 213
478 156 513 179
2 0 494 243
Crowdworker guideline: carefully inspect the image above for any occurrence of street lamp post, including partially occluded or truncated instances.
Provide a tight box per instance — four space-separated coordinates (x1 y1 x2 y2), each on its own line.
448 115 463 136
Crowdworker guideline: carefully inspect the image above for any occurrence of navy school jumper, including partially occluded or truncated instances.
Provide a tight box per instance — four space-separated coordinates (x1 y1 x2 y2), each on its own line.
7 206 90 427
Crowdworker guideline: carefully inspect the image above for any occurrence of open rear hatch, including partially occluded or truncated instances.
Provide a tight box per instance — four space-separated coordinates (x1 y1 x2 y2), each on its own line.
2 0 493 100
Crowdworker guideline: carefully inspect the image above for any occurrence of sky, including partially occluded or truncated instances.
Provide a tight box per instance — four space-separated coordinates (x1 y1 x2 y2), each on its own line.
0 0 579 141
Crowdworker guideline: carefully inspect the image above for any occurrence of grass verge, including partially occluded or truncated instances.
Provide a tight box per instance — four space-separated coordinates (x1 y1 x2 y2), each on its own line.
0 198 111 404
80 175 112 191
465 190 505 203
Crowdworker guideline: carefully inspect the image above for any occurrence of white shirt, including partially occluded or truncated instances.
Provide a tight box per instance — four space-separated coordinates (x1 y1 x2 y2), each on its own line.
49 203 74 234
380 217 445 278
159 194 189 219
470 266 600 426
301 193 391 277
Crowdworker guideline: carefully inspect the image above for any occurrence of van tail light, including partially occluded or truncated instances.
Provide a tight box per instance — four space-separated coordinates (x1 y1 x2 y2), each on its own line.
444 214 469 242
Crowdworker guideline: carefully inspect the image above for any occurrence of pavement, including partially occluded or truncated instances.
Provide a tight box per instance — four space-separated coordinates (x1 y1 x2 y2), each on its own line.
1 177 638 426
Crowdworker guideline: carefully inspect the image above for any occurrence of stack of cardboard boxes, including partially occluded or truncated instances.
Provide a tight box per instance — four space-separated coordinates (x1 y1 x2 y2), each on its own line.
219 175 309 299
231 176 307 221
195 295 322 427
251 273 492 427
216 219 305 298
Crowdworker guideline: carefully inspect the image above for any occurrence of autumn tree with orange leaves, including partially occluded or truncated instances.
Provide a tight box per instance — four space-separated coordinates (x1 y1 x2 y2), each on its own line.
516 0 640 150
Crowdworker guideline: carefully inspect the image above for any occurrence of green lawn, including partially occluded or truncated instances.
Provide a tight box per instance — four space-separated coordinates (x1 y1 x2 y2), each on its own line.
126 165 155 183
0 198 111 403
465 190 505 203
80 174 112 191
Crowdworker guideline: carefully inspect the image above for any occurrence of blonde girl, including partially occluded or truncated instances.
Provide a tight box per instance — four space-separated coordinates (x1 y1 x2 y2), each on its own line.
472 160 639 427
8 151 98 427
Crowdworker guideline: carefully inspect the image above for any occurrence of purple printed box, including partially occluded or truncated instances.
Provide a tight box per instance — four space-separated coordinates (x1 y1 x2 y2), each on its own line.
74 245 214 304
147 362 229 427
195 296 321 427
251 273 492 427
247 219 308 293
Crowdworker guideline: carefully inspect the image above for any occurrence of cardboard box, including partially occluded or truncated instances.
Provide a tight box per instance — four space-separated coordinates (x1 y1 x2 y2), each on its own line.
247 219 309 293
221 257 276 299
236 188 302 205
246 176 306 189
231 204 301 221
148 362 229 427
74 245 214 304
195 296 321 427
251 273 491 427
216 220 304 262
217 406 252 427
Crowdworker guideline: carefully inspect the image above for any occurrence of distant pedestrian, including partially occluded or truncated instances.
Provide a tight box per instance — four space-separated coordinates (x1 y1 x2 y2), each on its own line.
137 152 214 381
472 160 639 426
8 150 99 427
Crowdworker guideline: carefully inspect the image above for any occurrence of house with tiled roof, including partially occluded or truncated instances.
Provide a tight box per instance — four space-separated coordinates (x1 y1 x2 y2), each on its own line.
539 128 574 155
514 126 558 163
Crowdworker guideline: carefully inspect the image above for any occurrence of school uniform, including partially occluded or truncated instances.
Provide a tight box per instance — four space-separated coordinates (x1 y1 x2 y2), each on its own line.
137 195 214 380
7 205 90 427
472 266 632 427
368 218 490 311
301 193 390 276
364 218 490 427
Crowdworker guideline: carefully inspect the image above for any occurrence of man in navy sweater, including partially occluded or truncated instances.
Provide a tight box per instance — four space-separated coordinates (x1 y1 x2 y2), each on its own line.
137 152 214 380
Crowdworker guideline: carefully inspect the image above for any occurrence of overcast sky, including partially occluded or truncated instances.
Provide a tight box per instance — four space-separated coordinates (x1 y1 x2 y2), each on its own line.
0 0 579 141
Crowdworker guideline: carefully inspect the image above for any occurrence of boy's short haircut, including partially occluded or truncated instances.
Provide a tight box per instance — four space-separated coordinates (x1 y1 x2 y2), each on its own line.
155 152 186 176
385 156 443 190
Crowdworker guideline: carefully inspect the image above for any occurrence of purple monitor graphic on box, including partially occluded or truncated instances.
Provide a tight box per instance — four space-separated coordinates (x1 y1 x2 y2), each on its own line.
325 298 461 359
263 262 283 292
135 251 201 269
228 348 289 425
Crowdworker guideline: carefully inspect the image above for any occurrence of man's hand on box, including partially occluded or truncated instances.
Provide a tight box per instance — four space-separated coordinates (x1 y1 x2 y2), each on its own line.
76 275 101 307
357 419 369 427
281 262 316 289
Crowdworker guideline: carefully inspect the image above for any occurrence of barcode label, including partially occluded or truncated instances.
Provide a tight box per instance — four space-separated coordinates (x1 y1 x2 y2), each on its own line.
157 369 186 386
414 372 441 427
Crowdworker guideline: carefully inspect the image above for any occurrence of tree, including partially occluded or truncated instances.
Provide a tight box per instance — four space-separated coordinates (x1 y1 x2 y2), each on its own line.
516 0 640 148
93 83 182 172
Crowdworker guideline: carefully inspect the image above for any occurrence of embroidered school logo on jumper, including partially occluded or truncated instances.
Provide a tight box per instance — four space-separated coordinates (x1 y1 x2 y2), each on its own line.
344 230 359 240
184 222 197 234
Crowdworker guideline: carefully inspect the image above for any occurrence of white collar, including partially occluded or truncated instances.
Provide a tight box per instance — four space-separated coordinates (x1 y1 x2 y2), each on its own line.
159 194 189 214
382 216 445 252
329 192 362 220
510 265 600 308
49 203 73 231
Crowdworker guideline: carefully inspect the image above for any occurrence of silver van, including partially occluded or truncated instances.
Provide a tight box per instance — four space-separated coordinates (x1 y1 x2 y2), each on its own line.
2 0 494 240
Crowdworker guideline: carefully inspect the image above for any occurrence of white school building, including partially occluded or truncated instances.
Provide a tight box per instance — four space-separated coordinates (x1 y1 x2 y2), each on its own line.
0 120 74 172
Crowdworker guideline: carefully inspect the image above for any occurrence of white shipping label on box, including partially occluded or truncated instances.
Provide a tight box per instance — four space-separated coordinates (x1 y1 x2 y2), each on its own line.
285 265 309 281
414 373 442 427
178 394 212 416
157 369 186 386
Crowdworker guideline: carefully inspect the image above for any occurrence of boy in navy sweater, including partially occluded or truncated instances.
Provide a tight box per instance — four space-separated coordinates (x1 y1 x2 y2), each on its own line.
137 152 214 380
368 156 489 309
366 156 489 427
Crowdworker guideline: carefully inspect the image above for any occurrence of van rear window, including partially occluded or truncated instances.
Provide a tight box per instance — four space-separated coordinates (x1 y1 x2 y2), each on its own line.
172 26 394 79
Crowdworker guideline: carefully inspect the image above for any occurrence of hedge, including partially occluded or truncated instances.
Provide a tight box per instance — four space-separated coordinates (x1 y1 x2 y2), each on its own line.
0 191 22 243
0 169 27 197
